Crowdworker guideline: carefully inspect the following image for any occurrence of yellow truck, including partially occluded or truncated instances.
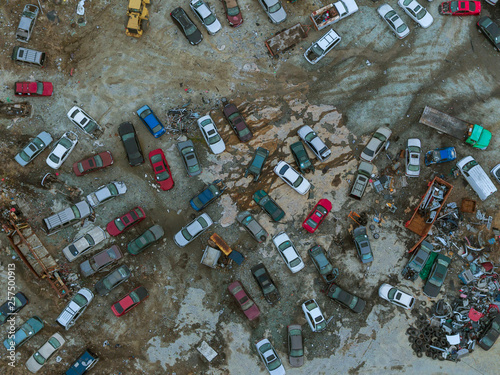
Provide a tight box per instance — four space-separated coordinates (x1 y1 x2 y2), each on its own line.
126 0 150 38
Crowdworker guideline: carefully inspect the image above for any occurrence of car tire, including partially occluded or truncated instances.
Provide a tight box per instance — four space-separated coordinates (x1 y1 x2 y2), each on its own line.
416 351 423 358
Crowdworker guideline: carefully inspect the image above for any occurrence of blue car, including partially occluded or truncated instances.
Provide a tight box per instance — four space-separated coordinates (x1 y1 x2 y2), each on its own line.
190 179 226 211
65 349 99 375
3 316 44 350
136 105 166 138
424 147 456 166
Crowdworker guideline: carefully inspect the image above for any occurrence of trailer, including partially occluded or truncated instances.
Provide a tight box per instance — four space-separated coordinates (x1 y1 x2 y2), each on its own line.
419 106 492 150
265 23 310 57
405 176 453 253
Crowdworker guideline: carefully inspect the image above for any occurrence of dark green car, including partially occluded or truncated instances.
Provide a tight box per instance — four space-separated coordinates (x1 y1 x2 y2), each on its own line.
253 190 285 222
245 147 269 181
477 17 500 51
290 141 314 174
127 225 164 255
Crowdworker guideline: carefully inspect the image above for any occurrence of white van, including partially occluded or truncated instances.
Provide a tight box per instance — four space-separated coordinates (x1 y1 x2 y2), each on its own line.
56 288 94 330
11 46 46 67
456 156 497 201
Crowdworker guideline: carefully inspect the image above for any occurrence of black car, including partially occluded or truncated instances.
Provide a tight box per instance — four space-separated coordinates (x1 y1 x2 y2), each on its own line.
290 141 315 174
477 17 500 52
118 122 144 166
327 284 366 313
171 7 203 45
251 263 281 304
0 292 28 325
478 315 500 351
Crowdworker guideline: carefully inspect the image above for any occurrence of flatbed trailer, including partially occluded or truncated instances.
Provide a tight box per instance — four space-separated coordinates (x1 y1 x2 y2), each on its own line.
265 23 310 57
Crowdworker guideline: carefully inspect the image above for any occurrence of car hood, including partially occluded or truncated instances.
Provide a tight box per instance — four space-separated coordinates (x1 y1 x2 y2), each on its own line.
269 7 286 23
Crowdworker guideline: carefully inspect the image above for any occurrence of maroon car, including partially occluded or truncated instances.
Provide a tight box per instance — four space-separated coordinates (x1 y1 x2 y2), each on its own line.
222 0 243 27
73 151 113 176
228 281 260 320
15 81 53 96
79 245 123 277
106 207 146 237
223 102 253 142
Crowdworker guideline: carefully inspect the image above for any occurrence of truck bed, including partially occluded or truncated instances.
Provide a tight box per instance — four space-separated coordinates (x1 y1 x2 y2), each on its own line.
265 24 309 56
419 106 469 140
310 4 340 30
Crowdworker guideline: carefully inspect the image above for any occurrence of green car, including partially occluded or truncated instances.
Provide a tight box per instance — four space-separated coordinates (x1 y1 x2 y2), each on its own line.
127 225 164 255
477 17 500 52
245 147 269 182
253 190 285 222
290 141 315 174
3 316 44 350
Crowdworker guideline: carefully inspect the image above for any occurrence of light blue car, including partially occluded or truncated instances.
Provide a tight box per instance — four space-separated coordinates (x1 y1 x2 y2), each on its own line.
3 316 44 350
136 105 166 138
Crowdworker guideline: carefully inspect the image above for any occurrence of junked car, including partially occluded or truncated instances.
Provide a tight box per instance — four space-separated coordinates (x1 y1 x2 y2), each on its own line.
79 245 123 277
25 333 65 373
197 115 225 154
94 265 132 296
3 316 44 350
15 131 52 166
302 199 332 233
491 164 500 184
245 147 269 181
0 292 28 326
67 106 101 137
149 149 174 191
378 283 415 309
222 101 253 142
274 160 311 195
15 81 53 96
86 182 127 207
222 0 243 27
258 0 286 24
111 286 149 317
297 125 331 161
56 288 94 330
272 232 305 273
177 139 202 177
190 0 221 35
397 0 433 29
127 225 164 255
136 105 166 138
253 190 285 222
477 17 500 52
308 245 337 284
439 1 481 16
237 211 268 243
190 180 226 211
360 126 392 162
62 226 107 262
170 7 203 45
287 325 304 367
251 263 281 304
478 315 500 351
46 131 78 169
255 338 286 375
327 283 366 313
424 146 456 166
401 240 432 280
73 151 113 176
228 281 260 320
118 122 144 166
290 141 315 174
173 213 213 247
423 254 451 298
302 299 327 332
377 4 410 39
106 207 146 237
304 28 341 64
352 226 374 263
405 138 421 177
65 350 99 374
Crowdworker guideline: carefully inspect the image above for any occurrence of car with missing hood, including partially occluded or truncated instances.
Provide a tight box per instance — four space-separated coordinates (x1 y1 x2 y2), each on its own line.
86 182 127 208
237 211 268 243
15 131 53 166
272 232 305 273
94 265 131 296
245 147 269 181
255 338 286 375
174 213 213 247
25 333 65 373
308 245 337 284
274 160 311 195
352 226 374 263
405 138 421 177
222 0 243 27
360 126 392 162
378 283 415 309
46 131 78 169
251 263 280 304
62 226 107 262
297 125 331 161
327 283 366 313
302 299 327 332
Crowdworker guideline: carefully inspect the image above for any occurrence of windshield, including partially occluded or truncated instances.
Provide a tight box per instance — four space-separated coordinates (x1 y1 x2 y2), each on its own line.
182 228 192 241
293 175 303 188
397 24 407 33
205 14 216 25
73 293 88 307
114 218 126 231
416 8 426 20
227 6 240 16
269 3 282 13
462 159 478 173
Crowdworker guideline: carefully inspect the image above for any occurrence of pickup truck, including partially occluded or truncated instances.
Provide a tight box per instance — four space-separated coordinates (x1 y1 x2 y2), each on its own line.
43 201 92 234
310 0 359 31
16 4 39 43
189 179 227 211
419 106 492 150
349 162 373 200
304 29 341 65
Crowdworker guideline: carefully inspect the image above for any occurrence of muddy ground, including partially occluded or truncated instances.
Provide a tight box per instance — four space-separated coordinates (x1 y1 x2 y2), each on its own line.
1 0 500 374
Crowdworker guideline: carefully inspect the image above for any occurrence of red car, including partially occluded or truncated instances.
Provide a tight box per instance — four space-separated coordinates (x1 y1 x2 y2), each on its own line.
73 151 114 176
228 281 260 321
14 81 53 96
106 207 146 236
302 199 332 233
149 149 174 191
111 286 149 317
223 102 253 142
438 1 481 16
222 0 243 28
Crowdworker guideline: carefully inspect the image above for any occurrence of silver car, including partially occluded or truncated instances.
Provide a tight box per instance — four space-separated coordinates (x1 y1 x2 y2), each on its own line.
297 125 331 161
190 0 222 35
377 4 410 39
174 213 213 247
236 211 268 243
360 126 392 162
62 226 107 262
177 139 202 177
258 0 287 24
86 182 127 207
15 131 53 166
405 138 421 177
397 0 433 29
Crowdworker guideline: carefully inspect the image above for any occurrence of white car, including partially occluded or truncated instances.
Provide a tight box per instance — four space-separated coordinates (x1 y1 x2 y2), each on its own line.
360 126 392 162
258 0 287 24
272 232 304 273
405 138 421 177
297 125 331 161
301 299 327 332
56 287 94 329
174 213 213 247
274 160 311 195
303 28 341 65
46 131 78 169
255 338 286 375
190 0 222 35
378 283 415 309
62 226 107 262
86 182 127 207
25 333 65 373
397 0 433 29
197 115 225 154
67 106 101 136
491 164 500 184
377 4 410 39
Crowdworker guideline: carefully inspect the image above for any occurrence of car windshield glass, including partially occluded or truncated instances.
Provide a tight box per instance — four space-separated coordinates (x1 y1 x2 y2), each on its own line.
122 133 135 142
290 258 301 267
108 184 118 196
462 160 478 172
267 356 281 370
59 138 72 148
114 219 126 231
188 163 200 173
94 155 103 167
49 337 62 348
387 288 397 300
201 119 212 126
209 133 221 144
293 175 303 188
306 218 318 228
36 83 44 95
73 294 88 307
140 109 152 118
34 352 46 365
397 24 408 33
227 6 240 16
416 8 426 19
198 217 208 228
84 234 95 246
363 148 374 157
304 132 316 142
278 241 291 251
408 164 419 171
239 127 251 137
205 14 216 25
269 3 281 13
152 124 163 133
311 44 324 57
130 291 141 303
182 228 192 241
19 151 30 162
71 205 82 219
156 171 169 181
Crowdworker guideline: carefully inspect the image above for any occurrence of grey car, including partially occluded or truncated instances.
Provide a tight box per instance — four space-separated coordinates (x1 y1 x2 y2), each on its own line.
352 226 373 263
15 131 53 166
245 147 269 182
236 211 268 243
94 265 131 296
79 245 123 277
177 139 201 177
287 324 304 367
258 0 287 24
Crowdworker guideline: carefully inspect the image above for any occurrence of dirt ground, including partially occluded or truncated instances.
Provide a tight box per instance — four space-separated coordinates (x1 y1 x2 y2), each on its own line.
1 0 500 374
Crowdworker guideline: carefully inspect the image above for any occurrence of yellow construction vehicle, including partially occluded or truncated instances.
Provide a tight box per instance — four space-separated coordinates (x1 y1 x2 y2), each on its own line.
126 0 150 38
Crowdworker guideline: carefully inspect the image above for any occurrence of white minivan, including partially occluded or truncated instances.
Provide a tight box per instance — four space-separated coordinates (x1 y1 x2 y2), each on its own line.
456 156 497 201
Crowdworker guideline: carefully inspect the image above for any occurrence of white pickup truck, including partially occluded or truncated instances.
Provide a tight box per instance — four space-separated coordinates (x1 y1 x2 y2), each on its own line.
304 29 341 64
310 0 359 31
